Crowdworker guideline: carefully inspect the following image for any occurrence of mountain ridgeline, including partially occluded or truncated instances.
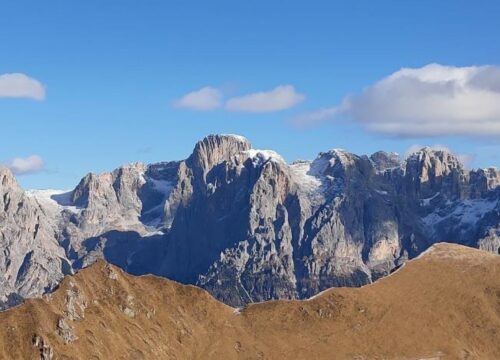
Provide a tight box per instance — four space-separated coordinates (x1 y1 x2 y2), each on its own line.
1 134 500 308
1 243 499 359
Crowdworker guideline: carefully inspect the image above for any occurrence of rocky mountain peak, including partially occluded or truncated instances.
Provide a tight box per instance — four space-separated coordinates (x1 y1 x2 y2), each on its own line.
308 149 356 176
188 134 252 175
404 147 466 199
71 162 147 209
370 151 401 172
71 172 113 208
0 166 18 191
406 147 464 173
312 149 375 187
325 148 356 164
479 167 500 188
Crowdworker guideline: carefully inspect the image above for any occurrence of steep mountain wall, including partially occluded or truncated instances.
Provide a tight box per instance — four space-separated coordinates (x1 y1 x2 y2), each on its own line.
1 135 499 307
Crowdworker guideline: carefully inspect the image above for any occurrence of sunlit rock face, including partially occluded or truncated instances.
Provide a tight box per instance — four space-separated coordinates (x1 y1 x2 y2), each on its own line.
1 134 500 308
0 167 68 310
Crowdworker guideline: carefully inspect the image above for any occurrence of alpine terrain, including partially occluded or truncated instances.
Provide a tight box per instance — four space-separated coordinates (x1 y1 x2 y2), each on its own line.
1 134 500 309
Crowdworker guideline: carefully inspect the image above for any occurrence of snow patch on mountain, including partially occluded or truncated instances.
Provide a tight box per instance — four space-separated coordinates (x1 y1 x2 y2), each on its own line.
244 149 286 166
25 189 81 215
420 192 441 206
290 161 324 205
148 178 174 196
423 198 499 228
221 134 249 143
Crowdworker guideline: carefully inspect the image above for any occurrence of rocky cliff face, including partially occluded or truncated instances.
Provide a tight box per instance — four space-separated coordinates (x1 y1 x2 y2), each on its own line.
1 135 500 308
0 167 68 310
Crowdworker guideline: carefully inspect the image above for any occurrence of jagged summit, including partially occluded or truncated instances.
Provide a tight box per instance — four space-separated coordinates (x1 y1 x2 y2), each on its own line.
0 165 18 188
189 133 251 160
187 134 252 180
406 146 463 168
369 150 401 172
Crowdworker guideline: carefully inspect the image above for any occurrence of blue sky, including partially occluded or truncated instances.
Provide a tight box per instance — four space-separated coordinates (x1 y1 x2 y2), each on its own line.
1 0 500 189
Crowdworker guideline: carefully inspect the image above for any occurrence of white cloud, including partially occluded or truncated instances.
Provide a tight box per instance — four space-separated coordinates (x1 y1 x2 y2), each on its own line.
7 155 45 175
292 99 350 128
225 85 304 112
0 73 46 100
457 153 477 168
174 87 223 111
295 64 500 137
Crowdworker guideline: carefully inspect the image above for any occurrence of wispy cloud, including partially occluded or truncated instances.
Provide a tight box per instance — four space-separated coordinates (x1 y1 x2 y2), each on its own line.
173 86 223 111
225 85 304 112
7 155 45 175
292 99 350 128
294 64 500 137
0 73 46 100
174 84 304 113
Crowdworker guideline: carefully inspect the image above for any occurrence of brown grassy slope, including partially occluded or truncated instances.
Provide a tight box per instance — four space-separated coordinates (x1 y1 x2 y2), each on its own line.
0 243 499 360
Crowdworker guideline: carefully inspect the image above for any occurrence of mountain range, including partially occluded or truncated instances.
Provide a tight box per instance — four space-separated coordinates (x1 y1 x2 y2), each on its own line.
1 134 500 309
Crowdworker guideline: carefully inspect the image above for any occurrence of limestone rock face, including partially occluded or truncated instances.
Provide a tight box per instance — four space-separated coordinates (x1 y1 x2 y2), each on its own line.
0 167 67 310
403 147 467 199
1 135 500 308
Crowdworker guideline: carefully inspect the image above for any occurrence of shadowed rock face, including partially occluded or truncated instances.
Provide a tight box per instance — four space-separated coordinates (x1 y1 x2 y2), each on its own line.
1 134 500 308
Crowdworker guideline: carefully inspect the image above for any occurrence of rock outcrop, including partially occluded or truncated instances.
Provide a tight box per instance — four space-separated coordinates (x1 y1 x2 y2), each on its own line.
1 134 500 308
